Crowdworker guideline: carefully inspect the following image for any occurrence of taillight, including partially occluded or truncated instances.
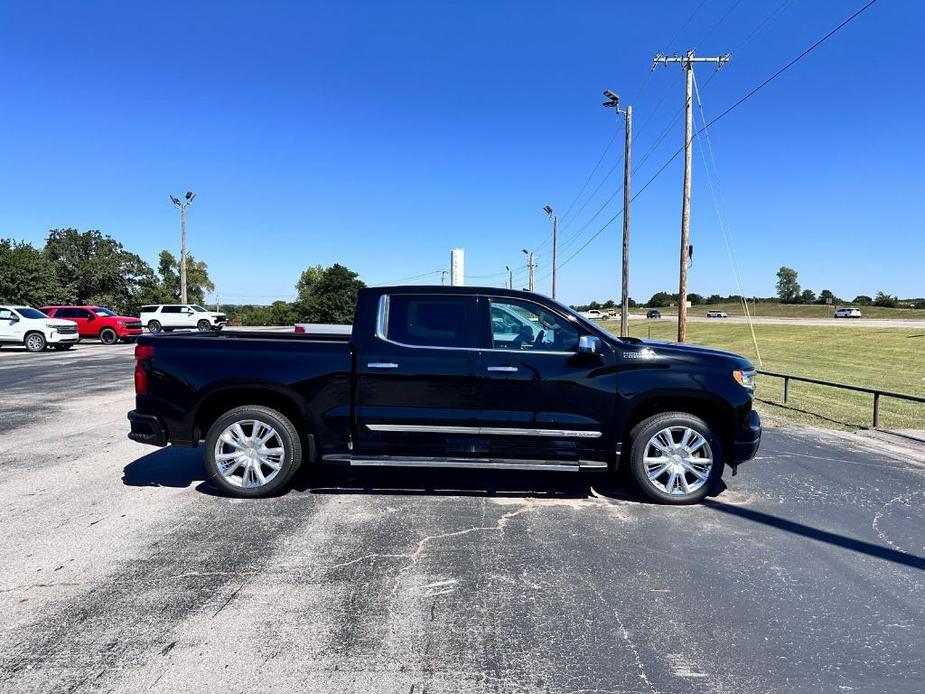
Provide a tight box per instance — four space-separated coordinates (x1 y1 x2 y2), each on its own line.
134 344 154 395
294 325 305 334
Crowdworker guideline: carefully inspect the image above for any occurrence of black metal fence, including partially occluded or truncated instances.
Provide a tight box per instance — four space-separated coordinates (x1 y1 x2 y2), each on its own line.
756 370 925 428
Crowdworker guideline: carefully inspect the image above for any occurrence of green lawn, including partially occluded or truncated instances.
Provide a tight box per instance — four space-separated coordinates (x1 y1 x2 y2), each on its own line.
660 302 925 320
601 320 925 430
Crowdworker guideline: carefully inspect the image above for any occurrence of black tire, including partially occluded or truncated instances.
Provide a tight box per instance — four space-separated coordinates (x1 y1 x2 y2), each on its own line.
627 411 724 505
147 320 162 334
197 319 211 332
203 405 303 498
99 328 118 345
52 344 73 351
25 332 47 352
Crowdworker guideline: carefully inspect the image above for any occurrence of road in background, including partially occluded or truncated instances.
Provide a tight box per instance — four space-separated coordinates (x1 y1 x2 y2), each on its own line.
617 315 925 328
1 345 923 693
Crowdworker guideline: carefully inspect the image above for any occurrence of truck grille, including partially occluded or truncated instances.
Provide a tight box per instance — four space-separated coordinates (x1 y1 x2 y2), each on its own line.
124 321 142 329
56 325 77 335
216 314 227 322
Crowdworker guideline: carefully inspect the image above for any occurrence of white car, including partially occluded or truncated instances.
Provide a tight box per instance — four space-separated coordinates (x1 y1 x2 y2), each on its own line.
705 310 728 318
834 308 862 319
139 304 227 333
0 305 79 352
580 309 609 320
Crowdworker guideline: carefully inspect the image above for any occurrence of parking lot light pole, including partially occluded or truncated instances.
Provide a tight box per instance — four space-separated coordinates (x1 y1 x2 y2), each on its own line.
543 206 558 300
602 90 631 338
170 191 196 304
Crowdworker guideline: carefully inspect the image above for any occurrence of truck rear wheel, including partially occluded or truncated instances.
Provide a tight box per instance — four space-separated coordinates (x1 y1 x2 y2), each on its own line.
204 405 303 498
627 412 723 505
147 320 162 334
197 319 211 331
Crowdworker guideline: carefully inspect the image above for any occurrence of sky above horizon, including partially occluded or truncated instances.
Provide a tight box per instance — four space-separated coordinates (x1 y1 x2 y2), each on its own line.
1 0 922 305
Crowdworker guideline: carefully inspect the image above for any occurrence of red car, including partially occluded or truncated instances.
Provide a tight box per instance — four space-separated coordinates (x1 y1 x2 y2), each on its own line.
40 306 143 344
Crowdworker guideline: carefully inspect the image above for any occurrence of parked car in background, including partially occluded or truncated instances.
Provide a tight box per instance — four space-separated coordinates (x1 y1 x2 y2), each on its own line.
139 304 227 333
646 310 661 319
834 308 862 319
40 305 143 344
580 309 608 320
0 306 79 352
129 286 761 505
706 310 728 318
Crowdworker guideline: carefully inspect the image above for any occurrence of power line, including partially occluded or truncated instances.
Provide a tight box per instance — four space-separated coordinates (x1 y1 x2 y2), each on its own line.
543 0 880 277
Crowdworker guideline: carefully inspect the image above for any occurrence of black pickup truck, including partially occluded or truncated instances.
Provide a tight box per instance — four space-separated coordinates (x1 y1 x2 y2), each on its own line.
128 286 760 504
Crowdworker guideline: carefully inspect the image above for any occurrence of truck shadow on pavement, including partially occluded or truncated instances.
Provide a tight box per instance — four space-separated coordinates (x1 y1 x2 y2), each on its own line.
120 445 657 502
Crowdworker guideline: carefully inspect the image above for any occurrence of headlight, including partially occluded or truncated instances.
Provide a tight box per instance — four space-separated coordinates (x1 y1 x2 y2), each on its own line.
45 323 58 329
732 369 756 391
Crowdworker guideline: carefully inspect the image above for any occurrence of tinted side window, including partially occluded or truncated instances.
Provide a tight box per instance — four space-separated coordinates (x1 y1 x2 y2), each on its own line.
58 308 77 318
140 306 157 313
489 298 580 352
76 308 92 318
386 295 472 349
162 306 181 313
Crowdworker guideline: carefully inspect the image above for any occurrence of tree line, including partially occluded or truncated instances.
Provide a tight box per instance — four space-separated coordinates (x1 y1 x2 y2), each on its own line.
775 266 922 308
0 229 366 324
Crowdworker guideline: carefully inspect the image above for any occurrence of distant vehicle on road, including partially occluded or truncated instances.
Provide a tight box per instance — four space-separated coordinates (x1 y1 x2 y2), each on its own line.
0 305 78 352
834 308 862 319
128 286 761 505
40 305 143 344
706 310 728 318
646 310 661 319
139 304 227 334
580 309 609 320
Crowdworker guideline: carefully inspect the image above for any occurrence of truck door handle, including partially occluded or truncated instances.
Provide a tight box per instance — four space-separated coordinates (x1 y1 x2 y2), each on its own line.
368 362 399 369
486 365 518 372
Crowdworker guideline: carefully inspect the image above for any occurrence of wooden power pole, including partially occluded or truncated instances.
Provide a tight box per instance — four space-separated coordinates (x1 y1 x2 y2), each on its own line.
652 51 729 342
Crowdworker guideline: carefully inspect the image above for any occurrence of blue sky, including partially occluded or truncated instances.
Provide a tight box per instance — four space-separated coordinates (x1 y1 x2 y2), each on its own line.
1 0 921 305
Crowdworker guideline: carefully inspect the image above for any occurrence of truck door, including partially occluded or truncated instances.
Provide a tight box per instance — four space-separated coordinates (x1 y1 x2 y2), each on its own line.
0 307 20 343
354 292 482 460
476 296 616 467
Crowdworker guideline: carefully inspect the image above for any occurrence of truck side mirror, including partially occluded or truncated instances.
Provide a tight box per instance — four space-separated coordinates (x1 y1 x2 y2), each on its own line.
578 335 600 354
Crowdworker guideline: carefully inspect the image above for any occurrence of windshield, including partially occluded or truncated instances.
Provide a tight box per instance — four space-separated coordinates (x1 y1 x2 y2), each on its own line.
92 307 117 317
550 298 615 338
191 305 207 312
17 307 47 319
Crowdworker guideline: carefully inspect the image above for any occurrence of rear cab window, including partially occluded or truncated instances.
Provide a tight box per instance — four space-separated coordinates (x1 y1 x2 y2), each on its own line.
384 294 476 349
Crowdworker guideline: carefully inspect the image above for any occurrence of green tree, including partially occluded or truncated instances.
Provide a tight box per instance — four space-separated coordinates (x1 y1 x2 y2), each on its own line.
43 229 157 314
0 239 63 306
852 295 872 306
873 291 897 308
800 289 817 304
140 250 215 305
688 293 704 305
706 294 722 305
647 291 674 307
775 266 800 303
816 289 836 305
294 263 365 323
267 300 297 326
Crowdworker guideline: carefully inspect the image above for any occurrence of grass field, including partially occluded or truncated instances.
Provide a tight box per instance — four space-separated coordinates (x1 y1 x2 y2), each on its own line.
601 320 925 431
648 302 925 320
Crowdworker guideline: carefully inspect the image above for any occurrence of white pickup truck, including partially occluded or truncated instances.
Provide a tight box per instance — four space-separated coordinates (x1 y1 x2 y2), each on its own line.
0 306 79 352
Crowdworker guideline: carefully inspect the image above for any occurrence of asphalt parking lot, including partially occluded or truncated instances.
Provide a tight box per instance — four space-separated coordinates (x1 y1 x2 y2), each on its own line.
1 341 923 694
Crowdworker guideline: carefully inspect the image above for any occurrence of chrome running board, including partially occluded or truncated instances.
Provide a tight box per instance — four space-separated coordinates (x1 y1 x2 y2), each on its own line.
321 455 608 472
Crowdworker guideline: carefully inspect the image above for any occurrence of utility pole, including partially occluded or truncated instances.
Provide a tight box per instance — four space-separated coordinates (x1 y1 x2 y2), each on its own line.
543 206 558 300
602 90 632 338
521 249 536 292
439 269 448 286
505 265 513 290
653 50 729 342
170 191 196 304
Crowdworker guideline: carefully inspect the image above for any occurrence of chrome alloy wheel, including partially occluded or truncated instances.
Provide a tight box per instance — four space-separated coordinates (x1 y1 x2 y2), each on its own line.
26 334 46 351
643 426 714 496
212 419 285 489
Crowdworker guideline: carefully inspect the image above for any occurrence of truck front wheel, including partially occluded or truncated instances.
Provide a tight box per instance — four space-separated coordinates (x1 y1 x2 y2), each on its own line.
204 405 303 498
627 412 723 505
